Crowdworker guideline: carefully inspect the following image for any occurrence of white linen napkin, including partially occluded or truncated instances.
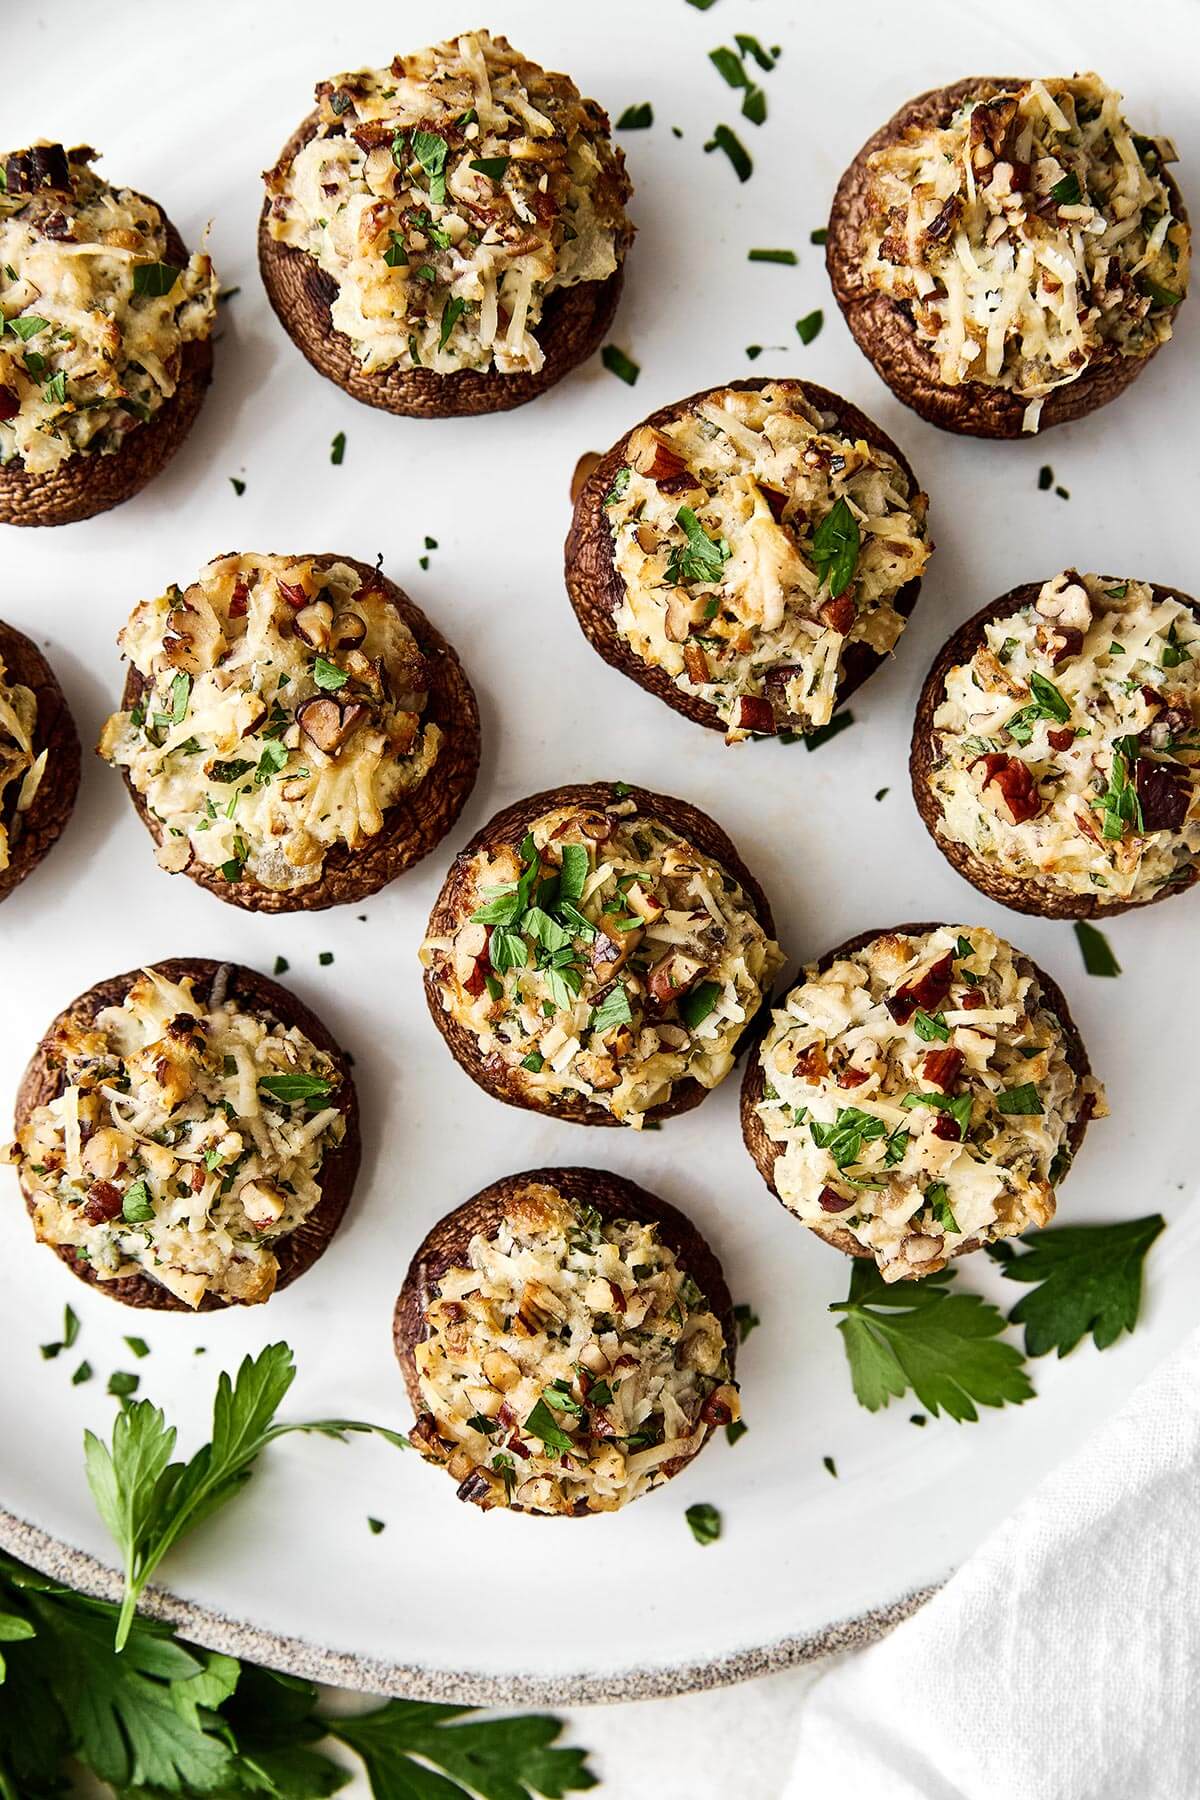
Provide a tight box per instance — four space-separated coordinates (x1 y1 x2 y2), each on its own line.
785 1329 1200 1800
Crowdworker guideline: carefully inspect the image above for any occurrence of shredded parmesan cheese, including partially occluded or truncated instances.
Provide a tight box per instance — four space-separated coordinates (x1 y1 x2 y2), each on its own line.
0 654 40 874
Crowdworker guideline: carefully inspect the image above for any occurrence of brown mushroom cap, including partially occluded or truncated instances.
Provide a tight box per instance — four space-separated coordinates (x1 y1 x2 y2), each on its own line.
739 921 1096 1275
564 377 928 736
0 620 79 904
423 779 778 1126
910 580 1200 919
0 207 213 526
258 111 628 420
826 78 1189 438
393 1164 735 1512
13 957 360 1312
114 554 480 913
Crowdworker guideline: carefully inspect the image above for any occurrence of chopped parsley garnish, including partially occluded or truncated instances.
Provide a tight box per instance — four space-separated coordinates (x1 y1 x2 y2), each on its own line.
822 1454 838 1478
438 295 466 350
679 979 721 1031
43 371 67 404
802 710 855 751
810 227 828 245
523 1397 575 1454
469 155 510 178
1038 465 1053 490
318 951 334 967
1096 736 1144 839
132 261 182 296
312 656 348 692
997 1083 1042 1115
726 1419 748 1446
704 124 752 182
520 1051 544 1072
810 1107 887 1170
748 247 796 264
616 103 653 130
913 1010 949 1042
685 1501 722 1545
2 314 49 341
795 309 823 345
601 343 639 385
667 505 730 584
72 1360 93 1385
259 1073 333 1104
1142 277 1183 311
1074 920 1121 978
602 465 632 506
1050 171 1082 206
367 1516 386 1534
1005 672 1071 744
107 1371 140 1399
735 33 776 69
875 787 889 801
229 476 245 496
810 496 859 597
902 1091 973 1138
590 983 632 1034
411 130 448 204
121 1181 154 1224
733 1302 760 1342
273 955 289 975
330 431 346 465
124 1337 150 1360
925 1182 959 1234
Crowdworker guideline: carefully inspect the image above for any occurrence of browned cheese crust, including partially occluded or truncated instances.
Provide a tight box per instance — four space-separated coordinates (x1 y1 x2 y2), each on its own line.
563 377 927 735
393 1164 735 1512
0 619 79 903
739 921 1096 1273
117 555 480 912
826 79 1188 438
423 780 777 1125
910 581 1200 918
0 210 213 527
13 957 360 1311
259 112 626 420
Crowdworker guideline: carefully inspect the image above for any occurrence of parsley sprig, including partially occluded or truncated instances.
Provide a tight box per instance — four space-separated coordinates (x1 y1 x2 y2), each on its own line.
810 498 859 598
987 1215 1165 1357
1005 672 1071 745
666 505 731 586
830 1262 1033 1421
84 1344 406 1650
0 1551 596 1798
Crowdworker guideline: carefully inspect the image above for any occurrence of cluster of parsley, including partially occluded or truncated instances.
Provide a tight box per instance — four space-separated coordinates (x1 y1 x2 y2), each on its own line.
468 829 721 1067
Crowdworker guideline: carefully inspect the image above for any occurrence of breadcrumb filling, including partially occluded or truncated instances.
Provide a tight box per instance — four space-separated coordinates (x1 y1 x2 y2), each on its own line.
0 144 217 472
421 795 784 1125
754 926 1104 1281
860 75 1189 426
11 967 347 1307
410 1181 736 1514
0 655 44 874
100 554 441 893
929 573 1200 902
604 384 930 740
265 30 630 376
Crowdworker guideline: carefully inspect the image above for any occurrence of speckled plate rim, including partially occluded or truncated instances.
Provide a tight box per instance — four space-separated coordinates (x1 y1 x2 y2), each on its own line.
0 1505 937 1702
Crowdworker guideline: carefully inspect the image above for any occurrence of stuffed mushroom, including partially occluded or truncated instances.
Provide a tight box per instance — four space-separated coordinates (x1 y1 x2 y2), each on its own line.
260 30 633 418
0 142 217 526
0 620 80 903
827 74 1190 436
99 552 480 911
394 1167 737 1515
912 573 1200 918
741 923 1104 1282
565 379 931 742
10 958 359 1310
421 781 784 1126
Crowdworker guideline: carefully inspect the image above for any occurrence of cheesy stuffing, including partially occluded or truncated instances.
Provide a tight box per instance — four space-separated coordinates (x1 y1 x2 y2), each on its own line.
422 795 785 1125
410 1181 736 1514
12 967 347 1308
264 31 631 376
860 75 1189 429
603 385 930 740
754 926 1104 1281
100 554 441 894
0 143 217 472
929 573 1200 904
0 655 45 874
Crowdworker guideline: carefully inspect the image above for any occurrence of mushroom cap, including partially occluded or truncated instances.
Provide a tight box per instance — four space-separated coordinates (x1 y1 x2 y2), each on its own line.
739 921 1096 1273
423 779 777 1126
0 619 80 904
0 206 213 526
910 580 1200 918
115 554 480 912
564 376 928 735
13 957 361 1311
826 78 1189 438
259 110 628 419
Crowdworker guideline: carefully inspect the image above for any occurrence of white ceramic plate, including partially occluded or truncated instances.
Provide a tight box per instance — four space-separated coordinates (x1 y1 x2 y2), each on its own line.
3 0 1197 1704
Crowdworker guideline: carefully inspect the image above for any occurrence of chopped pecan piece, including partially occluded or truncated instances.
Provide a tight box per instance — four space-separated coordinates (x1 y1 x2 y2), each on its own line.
819 592 856 634
83 1180 124 1223
793 1043 830 1083
818 1186 854 1213
1135 758 1191 832
731 695 775 735
921 1047 964 1090
975 752 1042 825
885 950 954 1024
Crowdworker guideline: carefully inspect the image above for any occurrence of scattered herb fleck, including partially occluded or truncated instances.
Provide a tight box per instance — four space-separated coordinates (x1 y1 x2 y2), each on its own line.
229 477 245 496
601 343 639 385
330 431 346 465
616 103 653 130
822 1455 838 1478
685 1501 722 1545
804 710 855 751
704 124 752 183
748 248 796 264
795 309 823 345
1075 920 1121 978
